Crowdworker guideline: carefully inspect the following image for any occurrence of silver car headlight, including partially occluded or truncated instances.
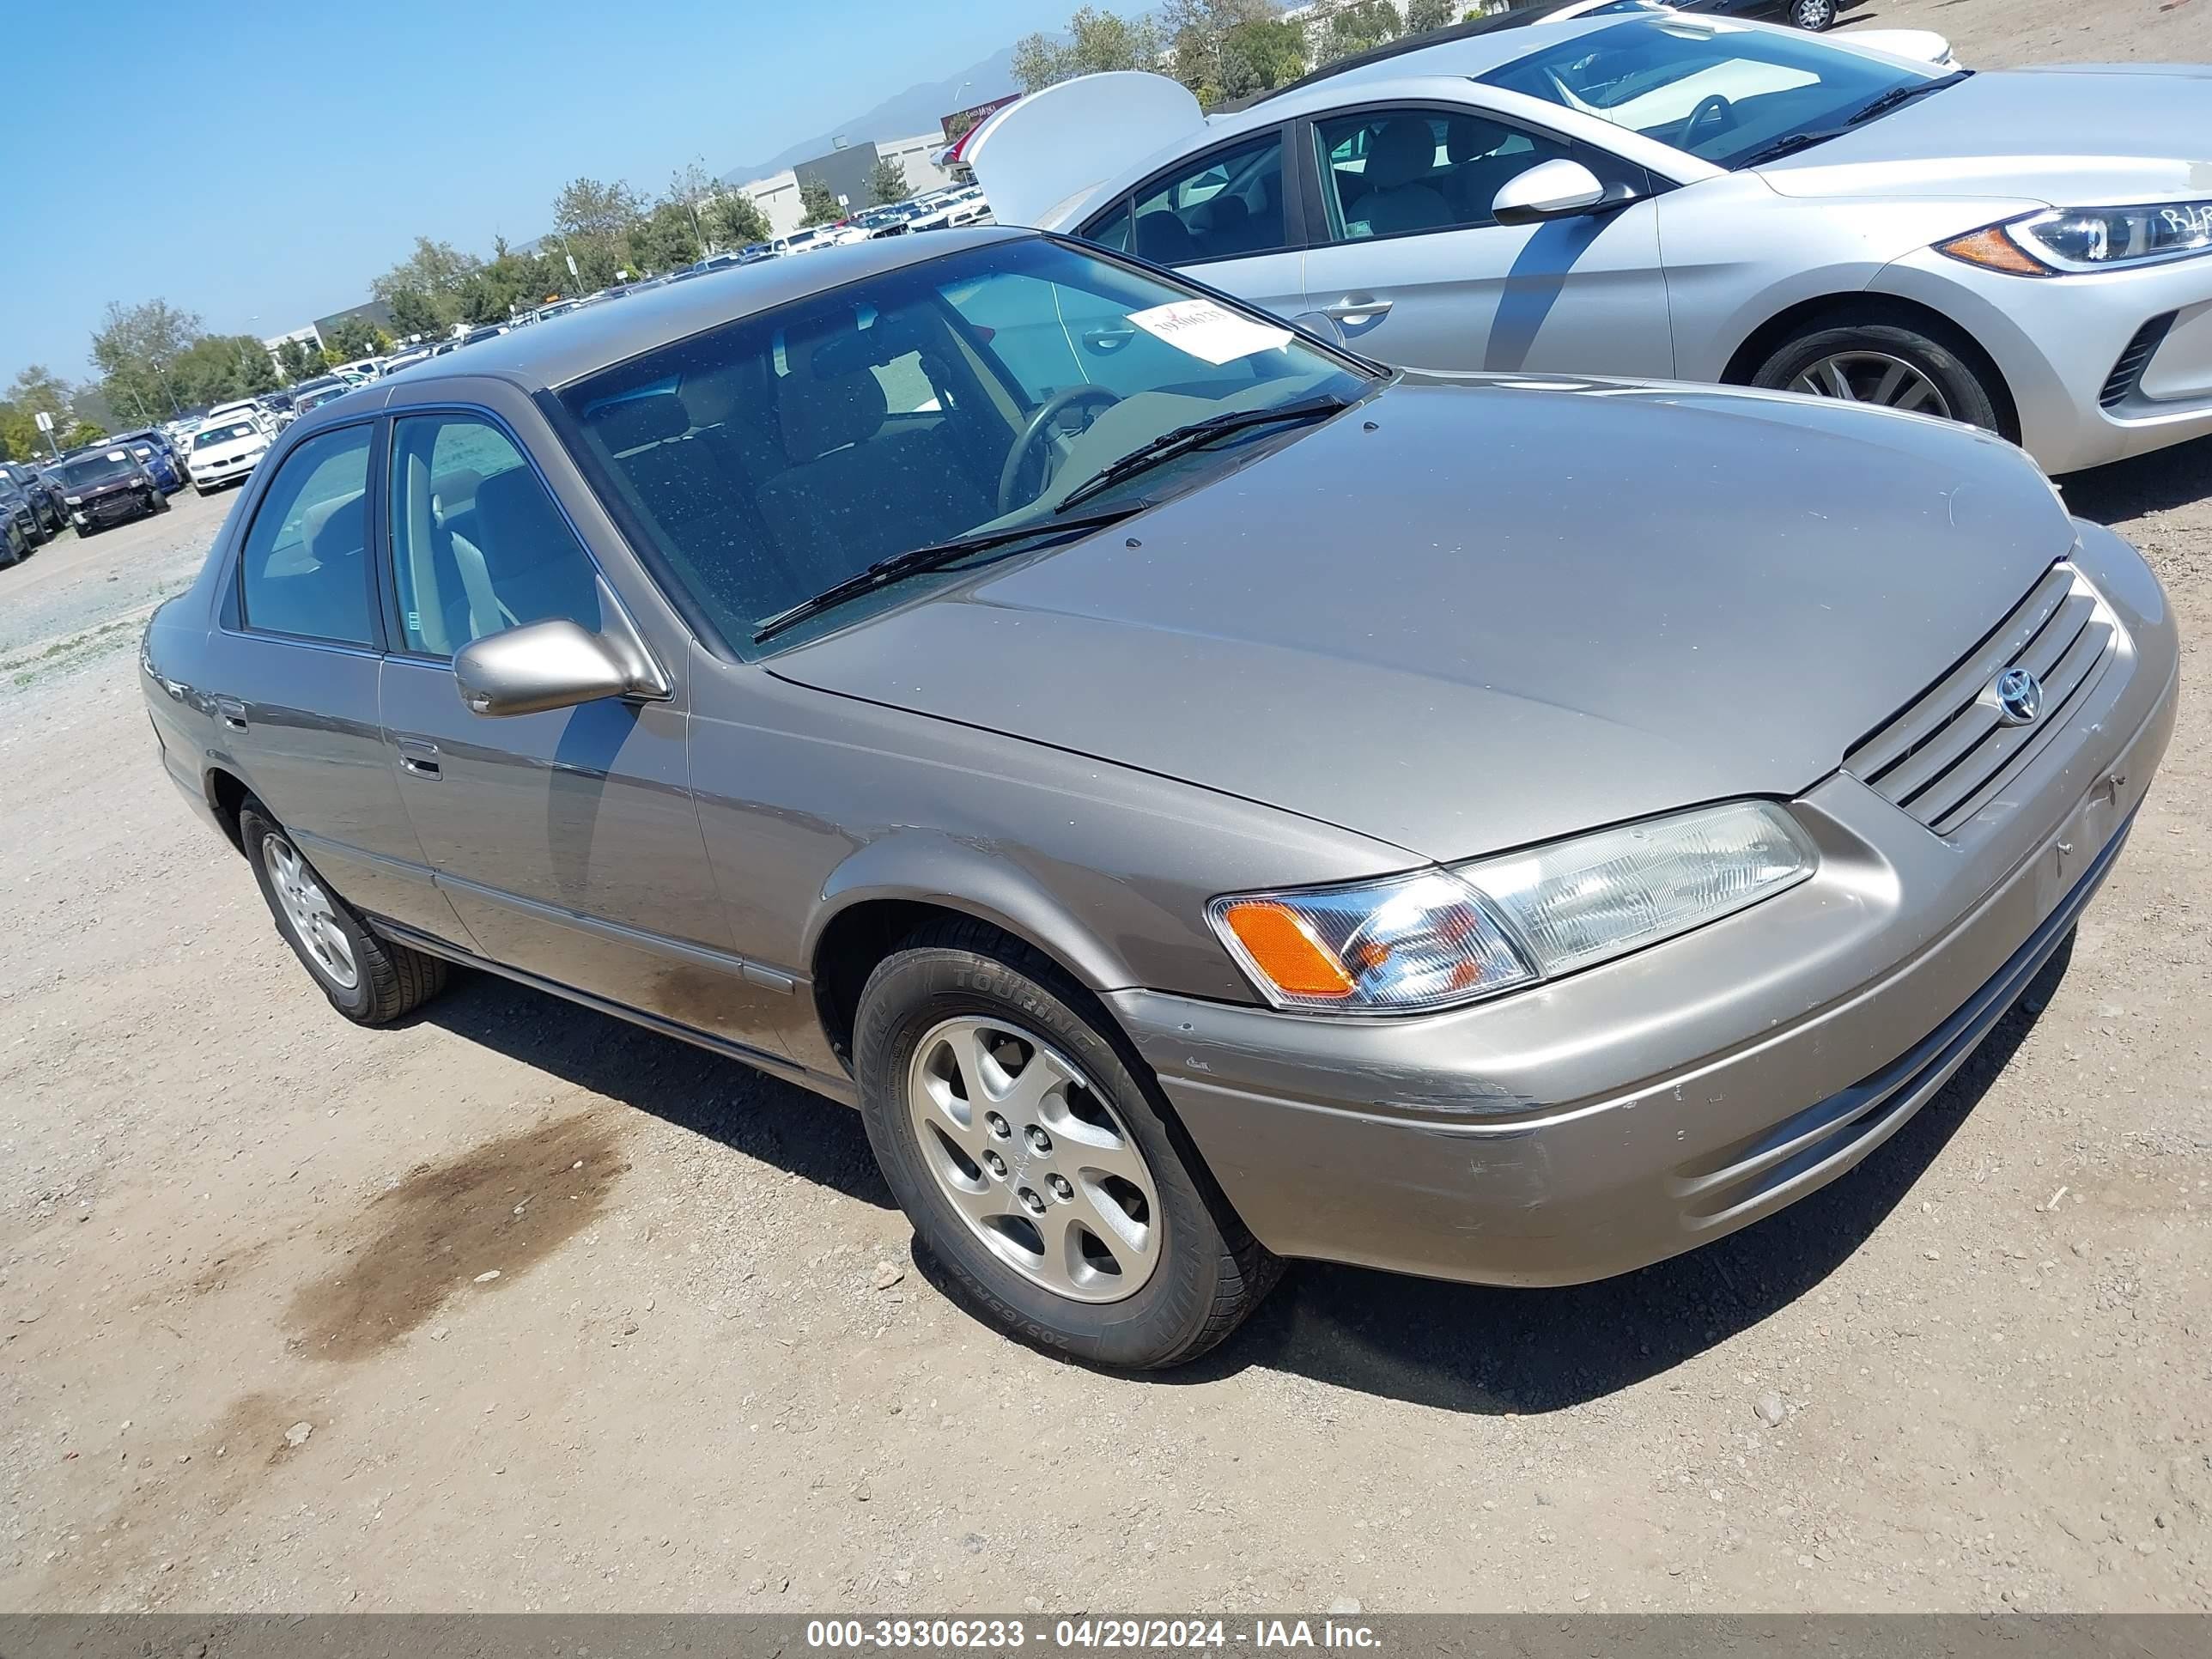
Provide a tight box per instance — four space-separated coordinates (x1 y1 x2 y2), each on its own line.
64 494 82 505
1208 800 1815 1014
1940 201 2212 276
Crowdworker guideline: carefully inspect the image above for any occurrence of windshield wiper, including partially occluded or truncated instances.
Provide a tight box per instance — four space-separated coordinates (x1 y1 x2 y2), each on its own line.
1847 70 1970 125
1052 394 1351 514
751 501 1151 643
1735 129 1846 169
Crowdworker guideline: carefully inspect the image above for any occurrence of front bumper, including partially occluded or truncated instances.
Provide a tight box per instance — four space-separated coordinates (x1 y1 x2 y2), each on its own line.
73 490 158 528
1875 246 2212 473
1108 525 2179 1286
191 453 260 487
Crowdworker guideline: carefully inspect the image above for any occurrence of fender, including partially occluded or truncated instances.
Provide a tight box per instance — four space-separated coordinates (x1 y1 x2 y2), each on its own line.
806 828 1139 993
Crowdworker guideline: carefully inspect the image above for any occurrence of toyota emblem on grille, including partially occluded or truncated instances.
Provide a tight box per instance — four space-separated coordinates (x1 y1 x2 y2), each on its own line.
1992 666 2045 726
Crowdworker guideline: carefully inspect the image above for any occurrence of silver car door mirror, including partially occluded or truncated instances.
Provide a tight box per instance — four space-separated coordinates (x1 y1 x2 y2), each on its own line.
453 617 658 718
1492 160 1613 227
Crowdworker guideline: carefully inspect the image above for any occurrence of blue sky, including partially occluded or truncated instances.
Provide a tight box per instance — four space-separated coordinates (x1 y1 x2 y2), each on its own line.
0 0 1065 387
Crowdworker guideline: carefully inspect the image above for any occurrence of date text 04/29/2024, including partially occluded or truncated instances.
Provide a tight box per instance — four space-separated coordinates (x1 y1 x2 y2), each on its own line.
801 1618 1382 1649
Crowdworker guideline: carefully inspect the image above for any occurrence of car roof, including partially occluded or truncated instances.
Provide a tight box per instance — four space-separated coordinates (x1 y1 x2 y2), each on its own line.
370 226 1025 395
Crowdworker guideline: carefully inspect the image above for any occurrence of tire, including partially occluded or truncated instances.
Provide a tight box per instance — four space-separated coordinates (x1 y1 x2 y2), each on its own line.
152 493 171 514
853 918 1279 1368
193 485 210 498
1750 318 2005 436
239 799 448 1025
1789 0 1835 28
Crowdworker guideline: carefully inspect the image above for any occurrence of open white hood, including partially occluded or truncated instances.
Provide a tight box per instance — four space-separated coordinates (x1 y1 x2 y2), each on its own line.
965 71 1207 231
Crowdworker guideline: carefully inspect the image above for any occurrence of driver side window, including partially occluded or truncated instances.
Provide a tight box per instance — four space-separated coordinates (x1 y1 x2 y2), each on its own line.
1312 108 1631 242
386 413 602 659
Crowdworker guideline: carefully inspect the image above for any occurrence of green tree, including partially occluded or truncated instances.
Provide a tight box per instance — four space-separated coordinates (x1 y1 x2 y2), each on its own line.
1218 15 1308 98
1013 5 1164 92
1405 0 1455 32
553 175 647 287
798 179 846 228
275 338 325 383
384 287 445 339
628 201 704 273
89 298 203 422
455 239 567 324
0 405 40 462
1322 0 1401 64
664 158 719 258
319 314 392 363
1160 0 1274 100
163 334 279 407
705 191 772 250
6 365 72 428
62 420 108 447
866 155 912 206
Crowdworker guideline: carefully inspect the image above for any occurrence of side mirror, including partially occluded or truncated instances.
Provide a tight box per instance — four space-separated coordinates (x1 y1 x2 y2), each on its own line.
453 617 661 717
1492 160 1613 227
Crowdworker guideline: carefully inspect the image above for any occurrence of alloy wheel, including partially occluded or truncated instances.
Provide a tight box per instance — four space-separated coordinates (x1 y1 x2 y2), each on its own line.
1792 0 1833 26
905 1015 1162 1303
264 833 359 991
1789 350 1951 417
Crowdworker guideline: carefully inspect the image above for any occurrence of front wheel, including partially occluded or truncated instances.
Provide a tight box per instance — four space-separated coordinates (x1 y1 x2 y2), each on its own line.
1790 0 1835 27
853 920 1279 1368
239 799 448 1024
1750 319 2004 435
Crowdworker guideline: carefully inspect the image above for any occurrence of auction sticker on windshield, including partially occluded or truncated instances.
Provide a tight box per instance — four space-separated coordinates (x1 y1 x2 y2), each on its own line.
1127 299 1291 365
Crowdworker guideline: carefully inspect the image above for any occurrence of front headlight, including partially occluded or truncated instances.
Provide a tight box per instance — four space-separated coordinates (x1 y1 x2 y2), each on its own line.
1208 801 1815 1015
1939 202 2212 276
63 494 82 505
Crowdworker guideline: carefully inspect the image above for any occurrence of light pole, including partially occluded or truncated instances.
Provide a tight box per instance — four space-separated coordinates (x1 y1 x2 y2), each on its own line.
147 356 182 416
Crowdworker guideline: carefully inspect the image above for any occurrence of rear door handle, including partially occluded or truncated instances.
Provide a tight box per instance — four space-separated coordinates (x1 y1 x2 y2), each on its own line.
1320 295 1393 322
215 698 249 733
395 738 441 780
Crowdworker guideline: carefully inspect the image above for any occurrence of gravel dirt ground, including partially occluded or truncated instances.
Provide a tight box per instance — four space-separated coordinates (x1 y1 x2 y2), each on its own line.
5 0 2211 1614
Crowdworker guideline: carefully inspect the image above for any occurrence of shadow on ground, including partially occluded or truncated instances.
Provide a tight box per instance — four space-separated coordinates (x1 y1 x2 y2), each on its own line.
416 970 894 1210
2061 434 2212 525
420 926 2075 1417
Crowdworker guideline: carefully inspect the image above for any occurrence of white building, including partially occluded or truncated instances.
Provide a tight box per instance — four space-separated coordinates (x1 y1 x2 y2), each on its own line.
731 132 959 238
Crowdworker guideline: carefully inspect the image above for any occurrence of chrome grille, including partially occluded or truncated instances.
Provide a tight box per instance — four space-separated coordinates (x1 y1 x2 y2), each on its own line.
1845 562 2117 836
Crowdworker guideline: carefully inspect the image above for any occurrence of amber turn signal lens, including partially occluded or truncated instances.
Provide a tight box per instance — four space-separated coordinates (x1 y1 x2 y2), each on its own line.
1935 226 2054 277
1218 900 1356 999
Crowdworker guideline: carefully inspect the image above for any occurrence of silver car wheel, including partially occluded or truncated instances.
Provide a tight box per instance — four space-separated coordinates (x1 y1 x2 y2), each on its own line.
264 833 360 991
1790 350 1951 417
906 1015 1162 1303
1794 0 1832 26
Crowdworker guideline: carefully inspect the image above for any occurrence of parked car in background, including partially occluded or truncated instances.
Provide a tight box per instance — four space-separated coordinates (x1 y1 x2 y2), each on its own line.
0 480 48 550
1536 0 1850 31
186 415 276 495
0 460 67 536
459 323 510 347
111 428 186 493
330 358 381 383
0 499 27 567
56 445 167 533
381 346 434 375
976 15 2211 472
141 228 2174 1367
287 375 350 411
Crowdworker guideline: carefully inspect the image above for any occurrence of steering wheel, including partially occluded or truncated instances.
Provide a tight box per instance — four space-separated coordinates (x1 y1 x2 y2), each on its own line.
1676 94 1735 149
996 384 1122 515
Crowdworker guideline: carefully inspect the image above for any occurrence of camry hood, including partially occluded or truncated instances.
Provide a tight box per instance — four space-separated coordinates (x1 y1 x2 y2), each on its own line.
1758 68 2212 205
773 379 2076 860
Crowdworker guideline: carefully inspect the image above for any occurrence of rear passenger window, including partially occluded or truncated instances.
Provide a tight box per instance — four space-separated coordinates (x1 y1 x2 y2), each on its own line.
238 425 375 646
1115 131 1288 266
386 414 602 658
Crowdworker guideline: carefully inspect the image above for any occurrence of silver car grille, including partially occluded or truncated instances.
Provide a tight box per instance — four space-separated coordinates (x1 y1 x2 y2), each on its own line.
1844 562 2118 836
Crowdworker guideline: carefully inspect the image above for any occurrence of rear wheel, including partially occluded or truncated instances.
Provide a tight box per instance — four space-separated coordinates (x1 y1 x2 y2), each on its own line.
239 799 448 1024
854 919 1279 1368
1751 319 2004 435
1790 0 1835 27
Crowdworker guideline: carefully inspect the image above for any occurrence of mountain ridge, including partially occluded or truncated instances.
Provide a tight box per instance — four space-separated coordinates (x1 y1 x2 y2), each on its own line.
718 46 1020 185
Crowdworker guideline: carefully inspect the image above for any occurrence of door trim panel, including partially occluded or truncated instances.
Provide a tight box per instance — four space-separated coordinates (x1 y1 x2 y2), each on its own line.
427 866 802 994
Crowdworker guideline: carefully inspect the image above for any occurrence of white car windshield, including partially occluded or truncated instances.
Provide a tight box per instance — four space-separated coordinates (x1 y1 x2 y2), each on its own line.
196 423 258 450
1480 18 1949 169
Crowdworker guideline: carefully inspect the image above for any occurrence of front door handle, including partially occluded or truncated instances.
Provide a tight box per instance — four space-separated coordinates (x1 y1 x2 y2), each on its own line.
395 738 441 780
1319 295 1393 322
215 698 248 733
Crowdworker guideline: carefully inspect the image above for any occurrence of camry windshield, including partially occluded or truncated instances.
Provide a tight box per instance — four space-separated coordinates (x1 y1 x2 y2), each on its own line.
59 453 140 488
195 423 258 449
1479 19 1949 169
561 236 1370 648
